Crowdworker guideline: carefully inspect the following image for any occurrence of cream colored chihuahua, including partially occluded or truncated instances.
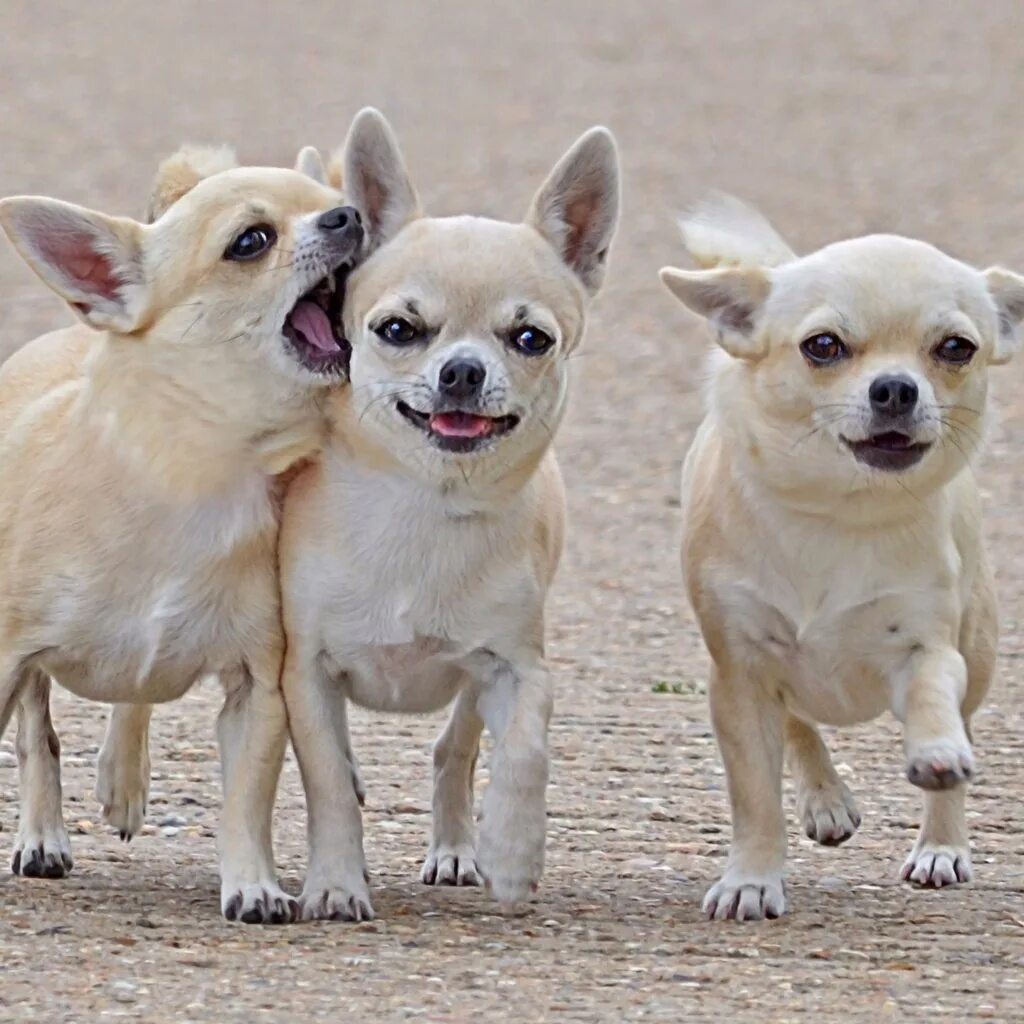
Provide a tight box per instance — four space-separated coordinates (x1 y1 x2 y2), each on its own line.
0 147 361 922
661 196 1024 921
275 109 619 920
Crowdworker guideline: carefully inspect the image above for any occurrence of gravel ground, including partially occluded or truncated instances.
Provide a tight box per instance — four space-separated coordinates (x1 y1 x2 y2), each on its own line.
2 3 1024 1021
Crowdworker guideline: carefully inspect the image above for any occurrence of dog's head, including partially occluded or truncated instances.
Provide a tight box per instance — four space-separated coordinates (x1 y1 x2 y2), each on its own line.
335 109 619 488
661 197 1024 501
0 147 363 388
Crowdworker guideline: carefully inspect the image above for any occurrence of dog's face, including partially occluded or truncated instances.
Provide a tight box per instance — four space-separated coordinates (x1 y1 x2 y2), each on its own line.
663 232 1024 498
0 150 363 389
346 217 582 475
336 110 619 486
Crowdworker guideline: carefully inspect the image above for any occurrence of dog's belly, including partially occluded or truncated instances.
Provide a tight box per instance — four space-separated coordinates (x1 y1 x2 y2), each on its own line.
33 576 262 704
340 639 467 713
40 650 207 704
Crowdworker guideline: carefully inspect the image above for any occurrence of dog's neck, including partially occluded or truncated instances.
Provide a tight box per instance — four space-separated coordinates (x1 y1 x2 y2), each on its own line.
78 335 326 499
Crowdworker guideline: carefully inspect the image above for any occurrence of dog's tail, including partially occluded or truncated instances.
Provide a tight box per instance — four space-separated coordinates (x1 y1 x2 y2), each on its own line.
678 192 795 270
326 153 344 192
146 144 238 223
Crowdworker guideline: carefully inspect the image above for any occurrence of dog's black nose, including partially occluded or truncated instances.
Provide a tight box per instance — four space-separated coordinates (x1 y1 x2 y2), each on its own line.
869 374 918 417
317 206 360 233
438 358 486 401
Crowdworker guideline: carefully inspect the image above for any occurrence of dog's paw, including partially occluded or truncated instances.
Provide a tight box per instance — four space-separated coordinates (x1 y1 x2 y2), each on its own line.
300 880 375 922
478 817 544 909
421 841 482 887
96 746 149 841
702 871 786 921
797 779 861 846
901 843 972 888
906 740 974 791
11 827 73 879
221 883 299 925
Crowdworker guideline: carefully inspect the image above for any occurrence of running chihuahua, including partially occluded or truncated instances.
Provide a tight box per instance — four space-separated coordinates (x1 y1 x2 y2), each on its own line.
661 195 1024 920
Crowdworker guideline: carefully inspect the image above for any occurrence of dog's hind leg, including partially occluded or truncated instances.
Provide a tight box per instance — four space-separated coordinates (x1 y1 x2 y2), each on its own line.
421 688 484 887
786 715 861 846
96 703 152 841
11 669 72 878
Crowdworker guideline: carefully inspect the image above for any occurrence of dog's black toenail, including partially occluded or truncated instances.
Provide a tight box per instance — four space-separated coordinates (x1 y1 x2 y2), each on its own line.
11 851 21 874
224 895 241 921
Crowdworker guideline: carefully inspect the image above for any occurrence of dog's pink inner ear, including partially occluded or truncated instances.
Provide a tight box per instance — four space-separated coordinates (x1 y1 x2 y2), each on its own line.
563 194 602 268
40 232 123 307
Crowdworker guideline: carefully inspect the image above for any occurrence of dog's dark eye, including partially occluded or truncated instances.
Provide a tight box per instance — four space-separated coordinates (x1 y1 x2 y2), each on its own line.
509 325 555 356
225 224 277 262
933 336 977 366
374 316 421 346
800 332 849 366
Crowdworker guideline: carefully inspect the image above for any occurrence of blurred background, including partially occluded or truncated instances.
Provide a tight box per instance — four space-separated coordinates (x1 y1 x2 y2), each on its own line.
2 3 1024 1020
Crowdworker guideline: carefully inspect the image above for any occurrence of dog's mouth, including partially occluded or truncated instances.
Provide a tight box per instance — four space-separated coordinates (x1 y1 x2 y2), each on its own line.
396 401 520 453
282 266 351 377
842 431 932 472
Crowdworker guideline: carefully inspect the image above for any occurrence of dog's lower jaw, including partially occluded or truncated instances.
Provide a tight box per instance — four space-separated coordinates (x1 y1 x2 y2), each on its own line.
842 433 932 472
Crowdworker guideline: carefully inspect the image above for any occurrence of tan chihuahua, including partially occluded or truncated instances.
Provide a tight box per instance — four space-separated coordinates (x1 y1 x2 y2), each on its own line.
0 147 361 922
277 109 620 920
661 196 1024 921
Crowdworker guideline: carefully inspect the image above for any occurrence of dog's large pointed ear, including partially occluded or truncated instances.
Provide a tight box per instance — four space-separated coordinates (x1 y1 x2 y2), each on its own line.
527 127 620 294
659 265 771 360
295 146 329 186
338 108 419 249
146 144 237 222
0 197 148 333
984 267 1024 365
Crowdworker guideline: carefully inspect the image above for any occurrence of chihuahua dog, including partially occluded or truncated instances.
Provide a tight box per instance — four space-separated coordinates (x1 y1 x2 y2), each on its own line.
275 109 619 921
0 146 361 922
660 195 1024 921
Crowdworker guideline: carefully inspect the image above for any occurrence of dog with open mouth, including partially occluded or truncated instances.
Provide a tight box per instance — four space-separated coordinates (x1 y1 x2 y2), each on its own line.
277 109 620 920
660 195 1024 920
0 143 362 923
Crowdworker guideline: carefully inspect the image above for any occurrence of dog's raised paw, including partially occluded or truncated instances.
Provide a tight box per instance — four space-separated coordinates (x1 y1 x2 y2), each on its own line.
300 883 375 923
96 748 149 840
797 780 861 846
11 829 73 879
703 872 786 922
901 843 972 888
221 883 299 925
421 842 482 887
905 740 974 791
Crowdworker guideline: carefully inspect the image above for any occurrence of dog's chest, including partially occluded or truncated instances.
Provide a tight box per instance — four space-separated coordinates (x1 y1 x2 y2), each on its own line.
316 472 539 713
42 480 277 702
711 526 962 725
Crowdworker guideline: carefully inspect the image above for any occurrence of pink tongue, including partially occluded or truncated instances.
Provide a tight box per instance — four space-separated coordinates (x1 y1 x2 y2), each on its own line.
430 412 493 438
290 301 339 353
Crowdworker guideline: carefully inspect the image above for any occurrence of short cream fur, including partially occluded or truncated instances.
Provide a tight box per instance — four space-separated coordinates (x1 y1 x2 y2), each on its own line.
662 195 1024 920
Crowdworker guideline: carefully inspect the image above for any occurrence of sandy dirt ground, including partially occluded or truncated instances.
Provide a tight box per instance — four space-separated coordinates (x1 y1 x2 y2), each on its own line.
1 2 1024 1021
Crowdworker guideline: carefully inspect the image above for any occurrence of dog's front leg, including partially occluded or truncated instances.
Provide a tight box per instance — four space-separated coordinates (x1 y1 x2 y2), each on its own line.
282 639 372 922
704 663 787 921
897 646 973 789
473 650 553 908
896 645 975 887
216 656 297 924
96 703 152 841
11 670 72 879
